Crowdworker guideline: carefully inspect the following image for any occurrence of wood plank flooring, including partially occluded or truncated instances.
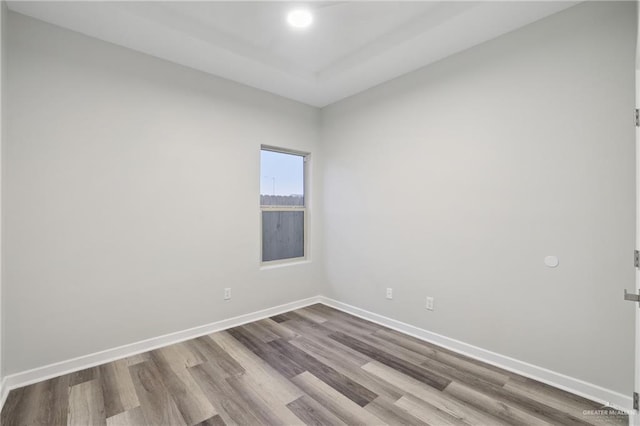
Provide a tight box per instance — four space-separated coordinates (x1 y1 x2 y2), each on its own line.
1 304 628 426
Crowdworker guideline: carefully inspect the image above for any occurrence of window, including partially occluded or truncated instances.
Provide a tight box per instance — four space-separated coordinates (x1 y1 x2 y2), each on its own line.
260 147 308 263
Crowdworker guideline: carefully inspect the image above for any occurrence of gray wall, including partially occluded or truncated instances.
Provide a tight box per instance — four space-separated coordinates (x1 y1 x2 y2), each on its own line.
4 12 323 375
0 0 6 381
3 0 637 398
320 1 636 394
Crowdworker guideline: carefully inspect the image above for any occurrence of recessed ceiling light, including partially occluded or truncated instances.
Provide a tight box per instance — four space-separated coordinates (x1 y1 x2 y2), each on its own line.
287 9 313 29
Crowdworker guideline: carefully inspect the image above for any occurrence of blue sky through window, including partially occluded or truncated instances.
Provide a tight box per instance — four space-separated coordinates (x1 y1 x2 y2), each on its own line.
260 150 304 196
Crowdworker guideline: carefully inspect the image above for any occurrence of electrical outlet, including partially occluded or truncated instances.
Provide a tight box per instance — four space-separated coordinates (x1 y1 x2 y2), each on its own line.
386 288 393 299
224 288 231 300
426 296 434 311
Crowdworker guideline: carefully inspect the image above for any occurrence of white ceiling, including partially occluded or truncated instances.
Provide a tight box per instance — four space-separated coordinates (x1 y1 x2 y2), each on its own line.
7 1 579 107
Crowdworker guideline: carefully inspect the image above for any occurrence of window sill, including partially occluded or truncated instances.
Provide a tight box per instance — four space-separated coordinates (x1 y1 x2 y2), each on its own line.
260 259 311 270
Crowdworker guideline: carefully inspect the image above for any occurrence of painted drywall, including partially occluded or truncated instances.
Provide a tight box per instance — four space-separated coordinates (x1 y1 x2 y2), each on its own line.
0 0 6 383
320 1 636 395
4 12 323 374
2 0 636 401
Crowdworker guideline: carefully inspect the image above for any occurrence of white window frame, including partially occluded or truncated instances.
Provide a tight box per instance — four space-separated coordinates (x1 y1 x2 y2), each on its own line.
260 145 309 266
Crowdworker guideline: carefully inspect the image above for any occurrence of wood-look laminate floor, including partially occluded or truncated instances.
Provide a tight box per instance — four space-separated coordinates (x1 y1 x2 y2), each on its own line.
1 304 628 426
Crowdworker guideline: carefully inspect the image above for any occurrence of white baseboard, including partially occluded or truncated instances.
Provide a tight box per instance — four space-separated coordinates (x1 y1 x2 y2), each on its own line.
0 295 322 403
0 294 634 417
319 296 634 412
0 377 7 415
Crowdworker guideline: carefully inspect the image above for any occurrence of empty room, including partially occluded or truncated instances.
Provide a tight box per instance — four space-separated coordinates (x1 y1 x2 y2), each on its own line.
0 0 638 425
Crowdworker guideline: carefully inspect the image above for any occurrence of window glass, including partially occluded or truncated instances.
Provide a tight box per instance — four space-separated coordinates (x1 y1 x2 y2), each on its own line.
262 211 304 262
260 148 307 263
260 150 304 206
